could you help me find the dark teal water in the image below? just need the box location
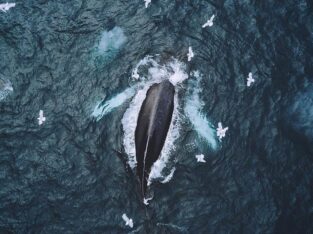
[1,0,313,233]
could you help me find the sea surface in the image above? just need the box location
[0,0,313,233]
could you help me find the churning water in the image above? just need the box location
[0,0,313,233]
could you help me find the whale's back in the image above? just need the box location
[135,80,175,196]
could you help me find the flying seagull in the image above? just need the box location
[144,0,151,8]
[0,3,16,13]
[202,15,215,28]
[195,154,206,163]
[187,46,194,62]
[37,110,46,126]
[216,122,228,140]
[122,213,133,228]
[247,72,255,87]
[143,197,153,205]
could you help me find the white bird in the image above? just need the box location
[143,197,153,205]
[216,122,228,140]
[195,154,206,163]
[37,110,46,126]
[247,72,255,87]
[187,46,194,62]
[122,213,133,228]
[0,3,16,13]
[202,15,215,28]
[144,0,151,8]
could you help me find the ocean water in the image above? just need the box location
[0,0,313,233]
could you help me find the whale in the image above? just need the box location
[135,80,175,196]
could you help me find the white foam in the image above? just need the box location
[184,71,218,149]
[131,55,188,85]
[131,55,157,80]
[122,86,150,169]
[97,27,126,54]
[92,87,136,121]
[168,61,188,85]
[160,168,176,184]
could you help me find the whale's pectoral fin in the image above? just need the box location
[92,86,136,121]
[184,93,218,150]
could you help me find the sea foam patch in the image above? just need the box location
[98,27,126,53]
[93,27,127,64]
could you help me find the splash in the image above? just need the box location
[168,61,188,85]
[184,71,218,150]
[131,55,157,80]
[132,55,188,85]
[92,87,136,121]
[0,78,13,101]
[160,168,176,184]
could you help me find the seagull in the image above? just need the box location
[195,154,206,163]
[122,213,133,228]
[0,3,16,13]
[202,14,215,28]
[143,197,153,205]
[216,122,228,140]
[187,46,194,62]
[144,0,151,8]
[247,72,255,87]
[37,110,46,125]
